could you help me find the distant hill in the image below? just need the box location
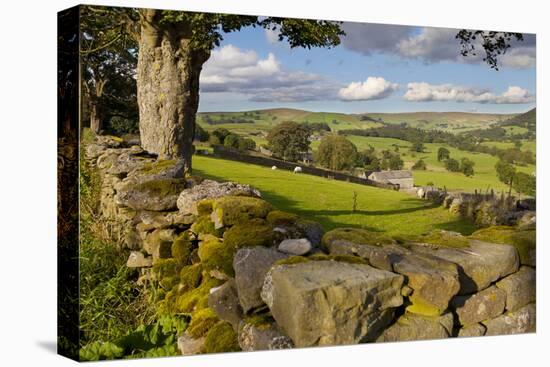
[499,108,536,128]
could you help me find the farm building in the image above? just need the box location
[367,170,414,190]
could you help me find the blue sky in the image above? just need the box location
[198,22,536,114]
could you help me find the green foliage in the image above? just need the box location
[238,137,256,152]
[108,116,139,134]
[315,134,358,171]
[224,133,241,149]
[356,147,381,171]
[445,158,460,172]
[410,141,425,152]
[210,128,231,145]
[437,147,450,161]
[380,150,404,170]
[412,159,427,170]
[79,314,187,361]
[495,159,517,186]
[513,172,535,196]
[194,123,210,142]
[267,121,311,161]
[460,157,475,177]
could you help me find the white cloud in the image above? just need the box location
[397,28,536,68]
[403,82,535,104]
[201,45,340,102]
[338,77,399,101]
[265,27,280,44]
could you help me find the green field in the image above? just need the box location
[329,135,535,192]
[193,155,475,236]
[480,140,536,153]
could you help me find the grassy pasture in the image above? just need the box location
[193,155,475,236]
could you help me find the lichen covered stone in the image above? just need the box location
[223,221,276,249]
[198,236,236,277]
[203,321,241,354]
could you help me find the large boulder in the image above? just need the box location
[233,247,289,312]
[261,260,404,347]
[496,266,536,312]
[208,279,243,331]
[451,286,506,326]
[412,240,519,295]
[177,180,261,215]
[483,303,536,335]
[328,242,460,316]
[376,312,454,342]
[114,178,187,211]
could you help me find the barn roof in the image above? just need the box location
[370,170,413,180]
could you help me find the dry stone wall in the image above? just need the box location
[84,136,536,356]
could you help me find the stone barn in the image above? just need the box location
[367,170,414,190]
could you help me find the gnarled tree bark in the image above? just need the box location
[137,10,210,173]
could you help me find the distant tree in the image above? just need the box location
[238,137,256,152]
[412,159,427,170]
[223,134,241,149]
[267,121,310,161]
[495,159,517,195]
[513,172,535,197]
[315,134,358,171]
[388,154,404,170]
[356,147,380,171]
[437,147,451,161]
[460,157,475,177]
[194,124,209,142]
[210,128,231,145]
[411,141,425,153]
[445,158,460,172]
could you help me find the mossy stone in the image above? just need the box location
[153,258,181,281]
[133,178,186,198]
[175,275,224,314]
[203,321,240,354]
[191,215,223,237]
[223,221,275,250]
[243,313,275,331]
[172,232,193,264]
[198,236,236,277]
[266,210,298,226]
[187,308,220,339]
[273,256,310,266]
[211,196,273,228]
[135,159,177,175]
[470,226,535,266]
[179,264,203,292]
[414,230,470,248]
[196,199,214,216]
[309,253,369,265]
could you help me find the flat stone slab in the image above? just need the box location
[412,240,519,295]
[377,312,454,342]
[496,266,536,312]
[451,285,506,326]
[483,303,536,336]
[261,260,404,347]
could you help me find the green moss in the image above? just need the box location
[223,221,275,249]
[190,248,200,264]
[322,228,396,249]
[186,308,220,339]
[211,196,273,227]
[179,264,203,292]
[133,178,186,197]
[198,236,236,277]
[135,159,177,175]
[196,199,214,216]
[243,313,275,331]
[191,215,222,237]
[174,275,224,314]
[413,230,471,248]
[266,210,298,226]
[171,232,193,264]
[406,295,444,317]
[470,226,535,265]
[203,321,240,354]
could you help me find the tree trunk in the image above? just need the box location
[89,100,103,134]
[137,10,210,173]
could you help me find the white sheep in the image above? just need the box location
[293,166,302,173]
[272,166,277,170]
